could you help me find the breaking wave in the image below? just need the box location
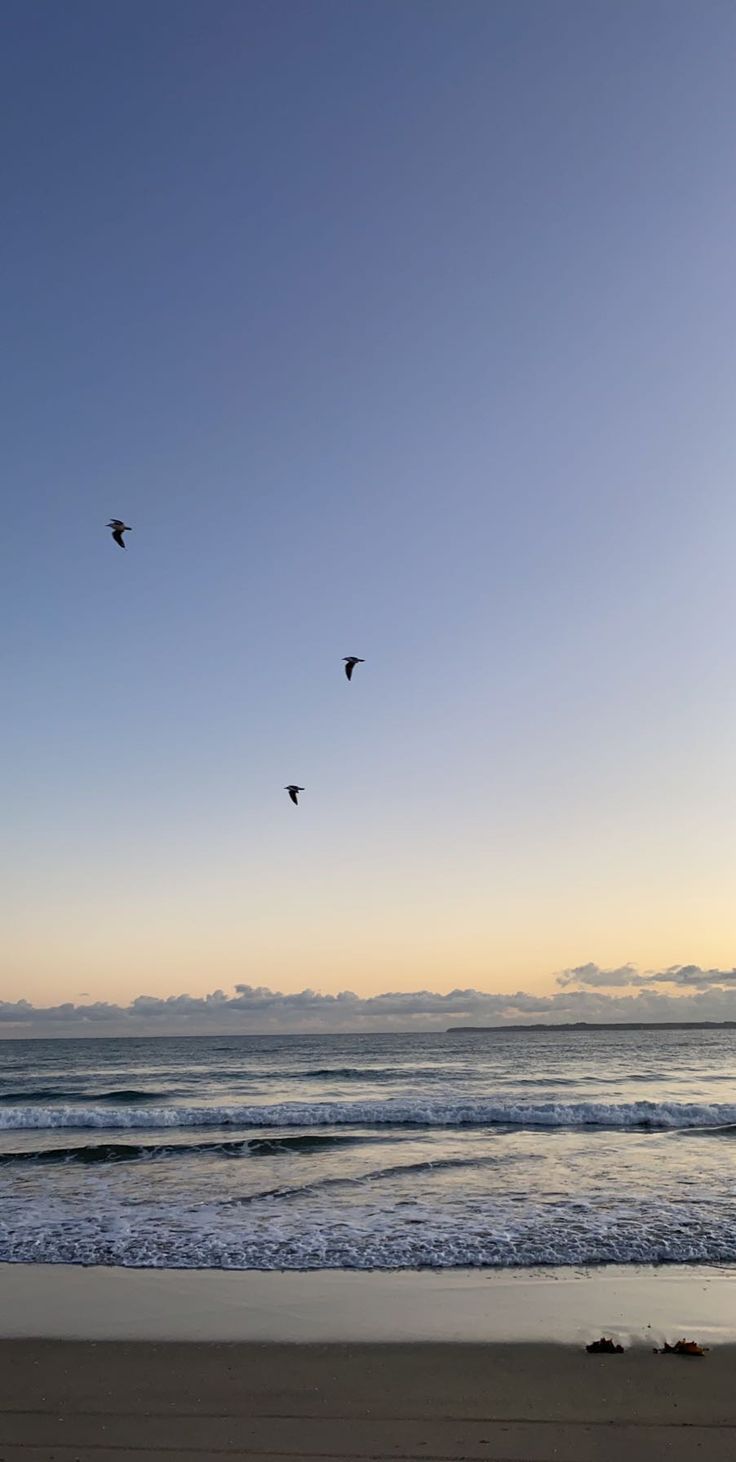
[1,1097,736,1133]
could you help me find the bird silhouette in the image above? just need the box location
[285,785,304,806]
[343,656,364,681]
[107,519,131,549]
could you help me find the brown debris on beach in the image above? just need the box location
[655,1338,709,1356]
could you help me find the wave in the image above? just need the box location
[0,1141,210,1166]
[283,1067,446,1082]
[686,1123,736,1137]
[2,1097,736,1133]
[0,1132,376,1167]
[205,1067,449,1083]
[226,1153,506,1209]
[246,1133,378,1154]
[0,1089,172,1105]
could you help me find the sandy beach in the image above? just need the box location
[1,1337,735,1460]
[0,1265,735,1459]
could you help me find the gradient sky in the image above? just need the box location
[4,0,736,1019]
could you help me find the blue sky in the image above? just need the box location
[4,0,736,1021]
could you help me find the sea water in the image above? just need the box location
[0,1027,734,1269]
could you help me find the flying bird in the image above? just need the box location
[343,656,364,681]
[285,784,304,806]
[107,519,131,549]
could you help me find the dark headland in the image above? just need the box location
[448,1021,736,1032]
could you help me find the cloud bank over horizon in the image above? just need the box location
[3,965,736,1035]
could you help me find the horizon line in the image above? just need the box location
[1,1018,735,1042]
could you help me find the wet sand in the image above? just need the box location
[0,1338,735,1460]
[1,1261,736,1343]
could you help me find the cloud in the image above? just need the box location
[556,963,642,988]
[2,970,736,1036]
[557,963,736,990]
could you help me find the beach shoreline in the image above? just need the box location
[1,1260,735,1343]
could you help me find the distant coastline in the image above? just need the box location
[448,1021,736,1032]
[2,1021,736,1044]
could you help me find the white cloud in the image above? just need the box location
[1,969,736,1036]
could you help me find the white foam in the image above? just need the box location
[0,1097,735,1132]
[2,1185,736,1270]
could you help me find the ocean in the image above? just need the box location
[0,1027,735,1271]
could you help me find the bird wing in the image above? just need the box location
[344,661,354,680]
[288,788,299,804]
[112,529,126,548]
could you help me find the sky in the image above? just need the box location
[3,0,736,1034]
